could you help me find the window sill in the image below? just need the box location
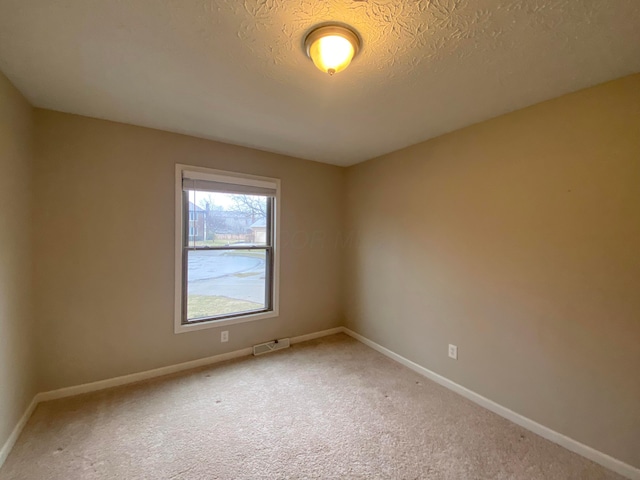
[174,309,279,334]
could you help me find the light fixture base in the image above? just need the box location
[304,24,361,59]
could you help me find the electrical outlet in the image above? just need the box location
[448,344,458,360]
[221,331,229,343]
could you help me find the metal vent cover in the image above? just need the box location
[253,338,290,356]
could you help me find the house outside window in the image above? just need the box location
[175,165,280,333]
[187,202,205,240]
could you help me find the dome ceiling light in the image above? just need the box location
[304,24,361,76]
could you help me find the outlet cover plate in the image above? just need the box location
[448,344,458,360]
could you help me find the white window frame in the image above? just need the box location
[174,164,280,334]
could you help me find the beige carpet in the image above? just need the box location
[0,334,625,480]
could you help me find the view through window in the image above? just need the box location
[179,169,277,326]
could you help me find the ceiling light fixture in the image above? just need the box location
[304,24,361,76]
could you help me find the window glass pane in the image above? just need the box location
[186,249,267,321]
[185,190,269,247]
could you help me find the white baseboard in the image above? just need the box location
[37,326,344,403]
[290,326,343,344]
[342,327,640,480]
[0,326,343,470]
[0,396,39,468]
[4,326,636,480]
[37,347,254,402]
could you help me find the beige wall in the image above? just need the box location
[33,110,345,391]
[0,73,37,450]
[3,70,638,469]
[345,74,640,467]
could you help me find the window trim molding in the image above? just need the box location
[174,164,281,334]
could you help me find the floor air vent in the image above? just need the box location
[253,338,291,356]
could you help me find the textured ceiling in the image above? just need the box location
[1,0,639,166]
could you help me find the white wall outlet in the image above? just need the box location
[448,344,458,360]
[221,331,229,343]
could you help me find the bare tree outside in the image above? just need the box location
[229,194,267,222]
[194,192,266,244]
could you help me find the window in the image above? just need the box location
[175,165,280,333]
